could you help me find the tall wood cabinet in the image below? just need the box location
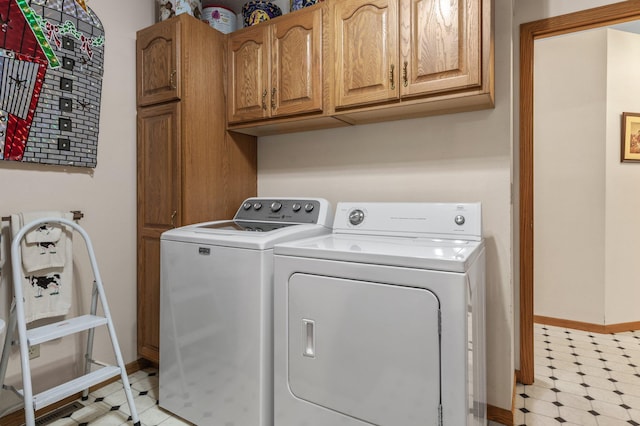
[136,14,257,363]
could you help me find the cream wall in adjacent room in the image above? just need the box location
[604,29,640,325]
[533,29,608,324]
[533,28,640,326]
[0,0,155,391]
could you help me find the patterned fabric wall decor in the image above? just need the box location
[0,0,104,168]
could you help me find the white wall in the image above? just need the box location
[259,0,514,411]
[0,0,155,390]
[604,29,640,325]
[533,29,607,324]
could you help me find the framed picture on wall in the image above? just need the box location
[621,112,640,162]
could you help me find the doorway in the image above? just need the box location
[519,0,640,385]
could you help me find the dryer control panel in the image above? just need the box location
[334,202,482,241]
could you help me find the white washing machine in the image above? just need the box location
[273,202,486,426]
[159,197,332,426]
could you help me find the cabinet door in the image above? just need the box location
[136,18,181,107]
[137,102,181,362]
[334,0,399,109]
[400,0,480,97]
[228,26,270,123]
[271,6,323,117]
[137,234,162,362]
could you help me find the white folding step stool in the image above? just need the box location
[0,217,140,425]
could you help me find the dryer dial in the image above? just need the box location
[349,209,365,226]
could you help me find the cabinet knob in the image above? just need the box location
[170,70,177,89]
[390,64,395,90]
[262,89,267,110]
[271,87,276,110]
[403,61,408,87]
[170,210,177,228]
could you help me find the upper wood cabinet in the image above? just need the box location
[136,17,181,106]
[226,0,492,135]
[399,0,481,97]
[334,0,399,108]
[228,4,325,124]
[334,0,483,110]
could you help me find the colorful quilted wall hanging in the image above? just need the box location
[0,0,104,168]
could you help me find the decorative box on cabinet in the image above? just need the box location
[136,15,257,363]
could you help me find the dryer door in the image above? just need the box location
[288,273,441,426]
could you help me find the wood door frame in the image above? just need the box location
[519,0,640,385]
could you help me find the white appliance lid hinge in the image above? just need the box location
[438,402,443,426]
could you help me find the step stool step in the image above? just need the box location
[21,365,121,411]
[26,315,108,346]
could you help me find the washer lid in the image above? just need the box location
[161,221,331,250]
[274,233,483,272]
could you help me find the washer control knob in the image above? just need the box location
[253,202,262,210]
[349,209,365,226]
[243,202,252,210]
[455,215,465,226]
[271,201,282,212]
[292,203,302,212]
[304,203,314,213]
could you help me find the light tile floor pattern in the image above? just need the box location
[43,368,190,426]
[38,324,640,425]
[515,323,640,425]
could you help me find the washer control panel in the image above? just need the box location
[234,198,329,225]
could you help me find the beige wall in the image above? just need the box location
[533,29,608,324]
[533,28,640,326]
[0,0,155,390]
[604,29,640,325]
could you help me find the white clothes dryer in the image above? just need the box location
[159,198,332,426]
[273,202,486,426]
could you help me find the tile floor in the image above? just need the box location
[515,323,640,425]
[43,368,190,426]
[37,324,640,425]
